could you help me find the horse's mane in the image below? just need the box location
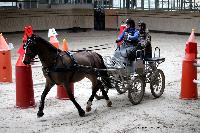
[35,35,61,52]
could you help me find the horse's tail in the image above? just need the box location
[96,53,113,88]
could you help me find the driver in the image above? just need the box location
[114,18,140,73]
[116,18,139,45]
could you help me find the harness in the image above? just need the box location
[42,51,102,84]
[42,51,78,84]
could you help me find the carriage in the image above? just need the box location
[95,24,165,105]
[95,47,165,105]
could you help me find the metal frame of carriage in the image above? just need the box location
[95,35,165,105]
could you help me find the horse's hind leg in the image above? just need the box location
[86,79,112,112]
[86,80,99,112]
[63,82,85,117]
[37,79,55,118]
[99,81,112,107]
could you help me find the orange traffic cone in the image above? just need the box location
[57,84,74,100]
[15,55,35,108]
[49,36,59,48]
[117,24,127,47]
[56,39,74,100]
[0,33,12,82]
[187,29,196,43]
[15,26,35,108]
[48,28,59,48]
[120,24,127,34]
[180,29,198,100]
[185,29,197,58]
[62,39,69,51]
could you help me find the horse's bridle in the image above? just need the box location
[23,37,38,64]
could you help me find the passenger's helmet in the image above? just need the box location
[126,18,135,28]
[138,21,146,31]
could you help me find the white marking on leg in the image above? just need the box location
[86,101,92,108]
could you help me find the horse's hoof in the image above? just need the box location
[79,109,85,117]
[86,106,91,112]
[37,111,44,118]
[107,100,112,107]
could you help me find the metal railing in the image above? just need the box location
[0,0,199,12]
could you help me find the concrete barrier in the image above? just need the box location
[0,9,199,34]
[0,9,93,32]
[105,10,200,34]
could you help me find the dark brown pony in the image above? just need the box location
[23,34,112,117]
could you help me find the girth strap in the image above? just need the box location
[64,51,78,67]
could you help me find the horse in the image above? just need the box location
[22,34,112,117]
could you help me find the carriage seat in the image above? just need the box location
[144,57,165,62]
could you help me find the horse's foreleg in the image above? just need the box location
[37,80,55,118]
[63,83,85,117]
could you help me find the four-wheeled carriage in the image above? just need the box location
[95,46,165,105]
[95,22,165,105]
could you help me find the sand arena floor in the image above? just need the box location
[0,30,200,133]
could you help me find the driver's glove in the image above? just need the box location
[115,39,120,43]
[127,34,132,41]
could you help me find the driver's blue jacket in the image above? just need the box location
[118,27,140,43]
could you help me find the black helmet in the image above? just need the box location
[126,18,135,28]
[138,20,143,26]
[138,21,146,31]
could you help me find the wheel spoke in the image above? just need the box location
[115,81,127,94]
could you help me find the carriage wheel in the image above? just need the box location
[115,81,127,94]
[128,76,145,105]
[95,87,109,100]
[150,69,165,98]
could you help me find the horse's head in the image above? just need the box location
[23,34,38,65]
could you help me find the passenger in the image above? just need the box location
[114,18,140,74]
[138,21,147,40]
[138,21,152,59]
